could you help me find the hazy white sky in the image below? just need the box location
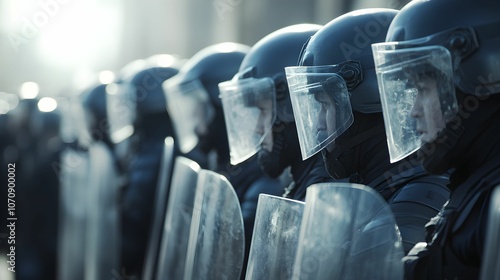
[0,0,402,102]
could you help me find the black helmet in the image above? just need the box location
[107,54,182,144]
[239,23,322,122]
[384,0,500,96]
[372,0,500,173]
[168,43,250,107]
[164,43,250,155]
[285,9,398,163]
[298,8,398,114]
[218,24,321,171]
[127,55,181,116]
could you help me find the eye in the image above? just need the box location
[415,84,430,96]
[315,100,326,112]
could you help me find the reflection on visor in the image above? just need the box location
[285,66,353,160]
[164,78,215,154]
[219,77,276,165]
[373,44,458,162]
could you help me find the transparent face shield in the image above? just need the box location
[372,43,458,163]
[59,96,92,146]
[285,66,354,160]
[164,77,215,154]
[106,82,136,144]
[219,77,276,165]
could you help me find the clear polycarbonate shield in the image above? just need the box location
[59,96,92,146]
[246,194,305,280]
[285,66,353,160]
[106,82,136,144]
[183,170,245,280]
[164,77,215,154]
[372,43,458,163]
[57,147,91,280]
[155,157,201,280]
[142,137,175,280]
[219,77,276,165]
[292,183,404,280]
[84,142,121,280]
[480,185,500,280]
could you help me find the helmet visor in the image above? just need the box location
[372,43,458,163]
[164,77,215,154]
[106,82,136,144]
[219,77,276,165]
[285,66,353,160]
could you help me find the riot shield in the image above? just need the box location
[183,170,245,280]
[84,141,121,280]
[480,185,500,280]
[155,157,201,280]
[142,137,175,280]
[57,147,91,280]
[292,182,404,280]
[245,194,305,280]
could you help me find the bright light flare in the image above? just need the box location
[38,97,58,112]
[20,82,39,99]
[99,70,115,84]
[0,92,20,114]
[36,1,123,68]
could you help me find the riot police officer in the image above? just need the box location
[164,42,283,278]
[56,80,122,280]
[286,8,451,253]
[108,54,182,279]
[164,43,250,173]
[371,0,500,278]
[218,24,334,201]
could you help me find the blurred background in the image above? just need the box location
[0,0,409,101]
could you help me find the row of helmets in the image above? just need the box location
[3,0,499,279]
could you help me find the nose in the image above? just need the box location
[410,94,423,118]
[195,122,208,136]
[255,121,264,135]
[255,112,267,136]
[316,106,327,131]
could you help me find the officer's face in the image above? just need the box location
[255,97,274,152]
[315,91,336,152]
[410,78,446,143]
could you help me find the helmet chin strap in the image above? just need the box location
[323,124,385,181]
